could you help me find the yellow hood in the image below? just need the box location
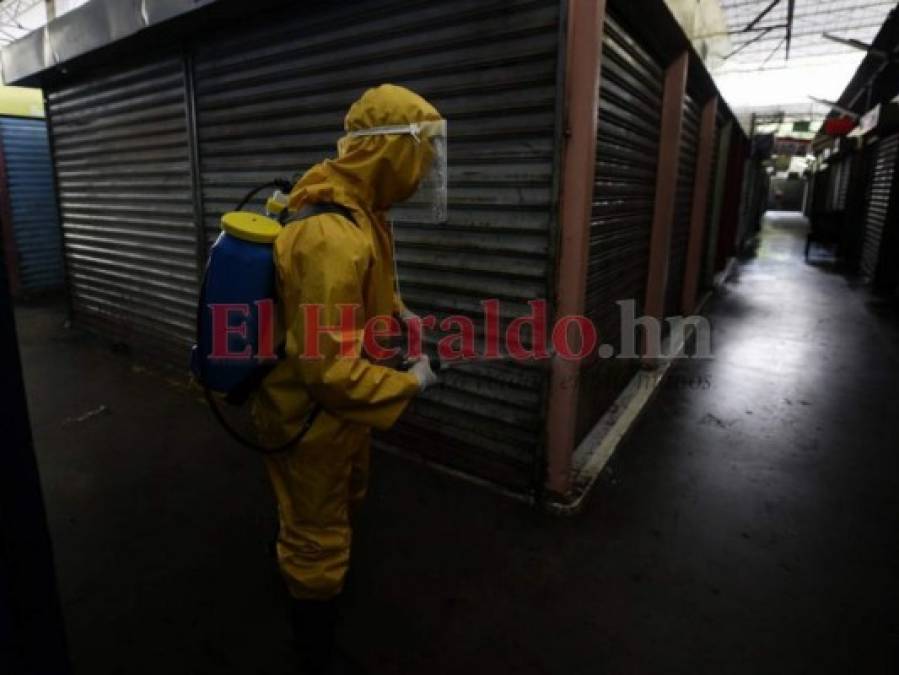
[289,84,442,213]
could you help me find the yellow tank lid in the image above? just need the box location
[221,211,281,244]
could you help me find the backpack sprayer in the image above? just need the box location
[190,179,355,454]
[191,178,530,453]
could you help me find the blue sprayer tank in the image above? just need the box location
[191,211,282,394]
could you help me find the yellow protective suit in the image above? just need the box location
[253,84,443,600]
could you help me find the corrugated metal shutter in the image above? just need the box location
[826,157,851,212]
[46,54,198,364]
[0,116,64,291]
[834,157,851,211]
[840,146,872,271]
[861,134,898,283]
[192,0,562,492]
[834,156,852,211]
[702,115,728,288]
[576,12,663,444]
[707,117,720,216]
[812,165,830,214]
[704,115,721,249]
[826,163,838,211]
[665,93,699,318]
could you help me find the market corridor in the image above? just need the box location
[15,213,899,674]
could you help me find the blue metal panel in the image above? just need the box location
[0,116,64,291]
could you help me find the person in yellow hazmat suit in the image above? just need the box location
[252,84,445,672]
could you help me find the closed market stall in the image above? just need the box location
[665,91,699,319]
[190,0,562,490]
[0,87,64,296]
[2,0,744,504]
[576,10,664,445]
[860,132,899,291]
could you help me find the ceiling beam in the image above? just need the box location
[808,96,860,118]
[822,32,889,59]
[745,0,782,31]
[785,0,795,59]
[762,36,787,66]
[733,24,888,42]
[723,26,775,61]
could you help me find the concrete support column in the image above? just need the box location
[643,52,688,357]
[544,0,606,498]
[681,96,718,314]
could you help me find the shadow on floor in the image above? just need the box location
[14,221,899,675]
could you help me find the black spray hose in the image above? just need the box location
[235,179,293,212]
[202,382,321,456]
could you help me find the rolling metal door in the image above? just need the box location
[703,115,730,287]
[192,0,562,491]
[826,157,851,212]
[0,117,64,291]
[826,164,838,211]
[861,134,898,283]
[665,94,699,319]
[46,54,198,363]
[576,12,663,444]
[703,116,722,259]
[834,157,852,211]
[841,146,873,271]
[706,118,720,224]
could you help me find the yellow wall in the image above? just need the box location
[0,86,45,119]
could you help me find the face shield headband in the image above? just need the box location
[345,120,448,224]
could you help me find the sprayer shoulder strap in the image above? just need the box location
[285,202,357,226]
[222,203,357,407]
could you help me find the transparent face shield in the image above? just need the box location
[346,120,448,224]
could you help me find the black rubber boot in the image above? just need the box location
[289,597,339,674]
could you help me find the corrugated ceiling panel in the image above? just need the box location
[0,116,64,291]
[46,54,198,363]
[192,0,562,492]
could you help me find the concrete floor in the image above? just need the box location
[14,213,899,674]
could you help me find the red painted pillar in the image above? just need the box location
[545,0,606,498]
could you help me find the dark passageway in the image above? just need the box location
[14,215,899,674]
[6,1,899,672]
